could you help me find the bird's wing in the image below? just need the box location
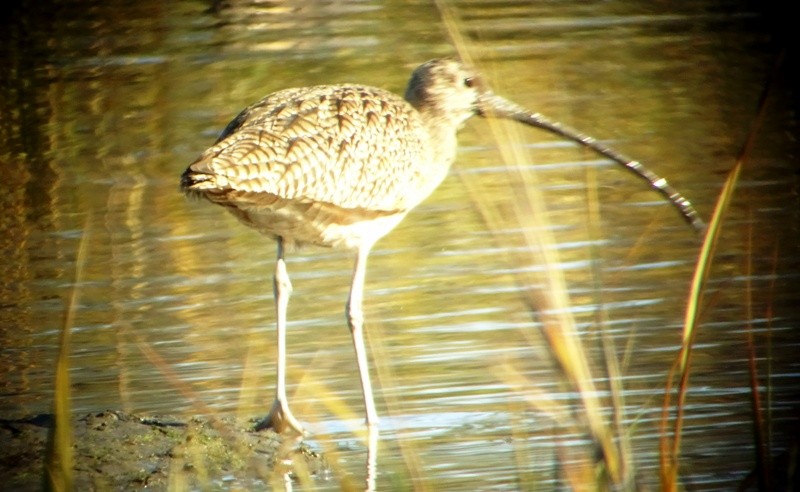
[183,84,433,213]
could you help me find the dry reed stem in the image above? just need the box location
[366,319,431,491]
[45,216,91,491]
[659,49,783,490]
[436,2,628,486]
[745,214,771,489]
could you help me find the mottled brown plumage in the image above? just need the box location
[182,59,478,250]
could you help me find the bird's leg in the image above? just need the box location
[260,237,306,435]
[346,245,379,428]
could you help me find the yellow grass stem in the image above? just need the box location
[135,335,216,416]
[765,241,779,455]
[660,104,745,492]
[585,163,635,484]
[745,213,771,489]
[45,216,91,491]
[498,117,622,487]
[455,98,625,488]
[366,319,430,491]
[660,50,783,490]
[437,3,626,483]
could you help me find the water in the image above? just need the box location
[1,1,797,489]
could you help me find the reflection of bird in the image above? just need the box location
[181,58,703,435]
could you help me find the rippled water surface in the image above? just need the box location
[1,1,797,489]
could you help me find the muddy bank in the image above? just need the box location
[0,411,330,491]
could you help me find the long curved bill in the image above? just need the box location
[478,92,707,234]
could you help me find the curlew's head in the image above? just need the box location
[404,58,706,233]
[402,58,538,129]
[404,58,483,127]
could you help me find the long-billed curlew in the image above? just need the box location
[181,58,704,435]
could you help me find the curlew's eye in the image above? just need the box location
[463,77,475,88]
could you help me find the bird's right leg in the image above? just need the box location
[261,237,306,434]
[346,245,379,429]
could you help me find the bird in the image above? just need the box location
[180,58,703,435]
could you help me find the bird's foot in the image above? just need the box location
[254,398,306,435]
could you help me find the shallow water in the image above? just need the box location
[1,1,798,489]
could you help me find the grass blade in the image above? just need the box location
[44,216,92,491]
[659,50,784,490]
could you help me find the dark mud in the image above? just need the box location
[0,411,330,491]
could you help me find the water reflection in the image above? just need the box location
[1,0,797,489]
